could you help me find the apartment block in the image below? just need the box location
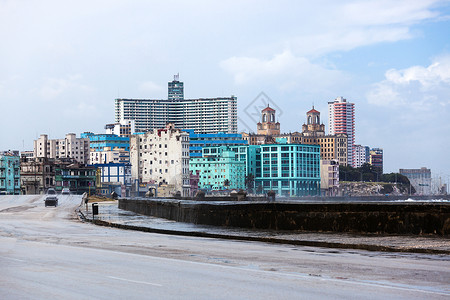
[20,156,57,195]
[55,163,97,194]
[105,119,135,138]
[0,151,20,195]
[115,76,237,134]
[186,130,248,158]
[197,143,320,196]
[320,160,339,196]
[190,147,245,191]
[95,162,132,197]
[34,133,90,164]
[328,96,355,167]
[354,144,370,168]
[257,143,321,196]
[130,123,190,197]
[369,148,383,173]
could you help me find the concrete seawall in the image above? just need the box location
[118,199,450,235]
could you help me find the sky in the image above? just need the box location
[1,0,450,180]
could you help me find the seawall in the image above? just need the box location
[118,198,450,235]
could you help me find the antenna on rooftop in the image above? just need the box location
[174,73,179,81]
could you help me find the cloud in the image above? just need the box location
[38,74,93,100]
[338,0,440,26]
[220,50,347,91]
[367,54,450,109]
[276,0,444,57]
[138,81,164,94]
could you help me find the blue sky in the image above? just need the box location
[1,0,449,181]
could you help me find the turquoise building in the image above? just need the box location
[257,144,320,196]
[0,151,20,194]
[81,132,130,152]
[190,147,245,191]
[203,145,261,180]
[185,130,248,158]
[193,144,320,196]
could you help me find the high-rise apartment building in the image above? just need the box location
[328,96,355,167]
[34,134,90,165]
[115,76,237,134]
[168,73,184,100]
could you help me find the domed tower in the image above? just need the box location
[302,106,325,136]
[257,105,280,135]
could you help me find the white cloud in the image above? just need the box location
[220,50,347,91]
[367,54,450,108]
[138,81,163,94]
[76,101,97,114]
[385,56,450,88]
[38,74,93,100]
[280,0,444,57]
[339,0,440,26]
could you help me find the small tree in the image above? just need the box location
[245,173,255,193]
[224,179,230,189]
[256,184,263,194]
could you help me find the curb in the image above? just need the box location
[83,217,450,255]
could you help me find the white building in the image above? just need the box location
[320,160,339,196]
[90,147,129,165]
[115,77,237,134]
[328,96,355,167]
[34,133,90,164]
[130,123,190,197]
[96,163,132,198]
[354,144,369,168]
[115,97,237,134]
[105,119,135,138]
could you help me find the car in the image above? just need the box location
[45,188,58,207]
[62,188,70,195]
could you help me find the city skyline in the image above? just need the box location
[1,1,449,177]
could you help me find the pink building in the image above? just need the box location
[328,97,355,167]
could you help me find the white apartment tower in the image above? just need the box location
[34,134,90,164]
[130,123,190,197]
[115,76,237,134]
[328,97,355,167]
[354,144,369,168]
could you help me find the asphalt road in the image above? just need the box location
[0,195,449,299]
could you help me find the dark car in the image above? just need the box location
[45,188,58,207]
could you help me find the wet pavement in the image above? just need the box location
[80,201,450,255]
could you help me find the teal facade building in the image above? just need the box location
[192,144,320,196]
[81,132,130,152]
[0,151,20,194]
[257,144,320,196]
[190,147,245,191]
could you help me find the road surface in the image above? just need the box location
[0,195,449,299]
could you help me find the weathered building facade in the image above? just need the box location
[130,123,190,197]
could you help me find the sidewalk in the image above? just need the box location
[78,201,450,255]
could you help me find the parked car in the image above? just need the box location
[45,188,58,207]
[62,188,70,195]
